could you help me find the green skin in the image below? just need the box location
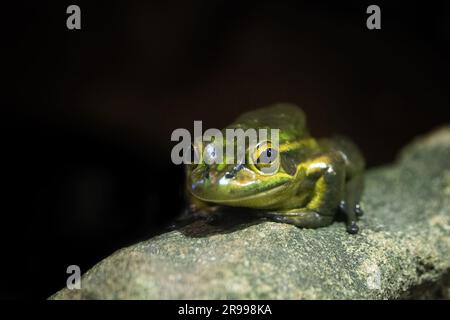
[186,104,365,234]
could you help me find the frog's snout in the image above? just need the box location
[191,163,236,185]
[189,163,249,198]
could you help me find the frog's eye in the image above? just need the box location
[249,141,280,175]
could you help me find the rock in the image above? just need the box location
[50,126,450,299]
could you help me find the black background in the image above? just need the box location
[3,0,450,299]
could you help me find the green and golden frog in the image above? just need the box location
[185,103,365,234]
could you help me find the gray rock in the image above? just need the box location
[50,127,450,299]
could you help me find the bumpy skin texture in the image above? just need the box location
[185,103,365,233]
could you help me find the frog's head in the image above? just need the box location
[186,140,301,209]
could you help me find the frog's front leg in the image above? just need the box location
[271,152,357,232]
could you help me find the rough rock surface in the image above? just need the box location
[51,127,450,299]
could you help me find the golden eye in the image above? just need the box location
[249,141,280,175]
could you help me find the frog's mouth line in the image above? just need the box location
[190,183,289,205]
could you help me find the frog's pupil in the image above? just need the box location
[256,148,274,165]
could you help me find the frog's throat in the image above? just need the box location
[190,183,288,206]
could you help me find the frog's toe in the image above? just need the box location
[339,201,347,213]
[346,221,359,234]
[272,215,288,223]
[355,203,364,216]
[340,201,363,217]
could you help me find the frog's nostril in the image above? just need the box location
[224,163,244,179]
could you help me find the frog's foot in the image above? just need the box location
[268,209,334,229]
[339,201,360,234]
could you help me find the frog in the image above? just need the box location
[185,103,365,234]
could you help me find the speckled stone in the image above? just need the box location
[50,126,450,299]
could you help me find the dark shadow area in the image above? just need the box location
[401,270,450,299]
[172,207,270,238]
[174,205,353,238]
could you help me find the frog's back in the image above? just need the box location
[229,103,310,143]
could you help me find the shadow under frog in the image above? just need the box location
[169,204,355,238]
[166,206,265,237]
